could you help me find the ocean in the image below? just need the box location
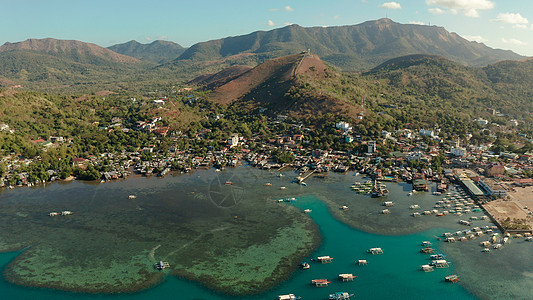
[0,166,530,299]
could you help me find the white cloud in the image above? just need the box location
[409,21,425,25]
[267,20,275,27]
[159,35,168,40]
[495,13,529,28]
[501,38,527,46]
[380,2,402,9]
[462,35,488,43]
[428,7,446,14]
[426,0,494,17]
[145,36,152,41]
[334,15,339,19]
[285,5,294,12]
[284,22,293,26]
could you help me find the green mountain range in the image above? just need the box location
[176,18,526,71]
[108,40,186,63]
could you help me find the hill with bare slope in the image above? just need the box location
[201,53,363,118]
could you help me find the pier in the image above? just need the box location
[297,170,315,183]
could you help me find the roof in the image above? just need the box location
[461,179,485,196]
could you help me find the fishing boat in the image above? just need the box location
[304,209,312,213]
[61,211,72,216]
[329,292,354,299]
[225,181,233,185]
[300,262,310,269]
[278,293,301,300]
[311,279,331,287]
[445,274,460,283]
[128,195,137,199]
[368,248,383,255]
[265,183,272,186]
[338,273,357,281]
[421,264,434,272]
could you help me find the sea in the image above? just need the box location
[0,166,531,300]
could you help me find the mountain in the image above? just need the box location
[0,38,149,90]
[177,18,526,71]
[203,52,363,117]
[108,40,186,63]
[0,38,139,63]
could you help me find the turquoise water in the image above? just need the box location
[0,192,475,300]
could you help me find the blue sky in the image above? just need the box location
[2,0,533,56]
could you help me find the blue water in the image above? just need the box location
[0,194,476,300]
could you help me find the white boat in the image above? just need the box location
[278,294,300,300]
[409,205,420,209]
[61,211,72,215]
[49,212,59,217]
[304,209,312,213]
[128,195,136,199]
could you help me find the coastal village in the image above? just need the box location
[0,92,532,235]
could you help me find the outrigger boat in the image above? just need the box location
[445,274,460,283]
[278,294,301,300]
[329,292,354,299]
[311,279,331,287]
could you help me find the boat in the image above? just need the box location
[421,264,434,272]
[265,183,272,186]
[278,294,300,300]
[340,205,349,210]
[311,279,331,287]
[316,256,334,263]
[367,247,383,255]
[304,209,312,213]
[300,182,307,186]
[300,262,310,269]
[280,186,287,190]
[329,292,354,299]
[445,274,460,283]
[422,241,432,246]
[49,212,59,217]
[481,248,491,253]
[61,211,72,216]
[225,181,233,185]
[338,273,357,281]
[128,195,136,199]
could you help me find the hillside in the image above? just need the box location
[0,38,139,63]
[202,53,363,118]
[108,40,186,63]
[176,18,525,71]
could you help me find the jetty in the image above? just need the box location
[297,170,315,183]
[311,279,331,287]
[317,256,334,263]
[368,247,383,255]
[338,273,357,281]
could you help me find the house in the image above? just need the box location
[153,99,165,106]
[419,129,435,137]
[450,146,467,157]
[228,133,239,148]
[336,121,352,132]
[154,127,169,136]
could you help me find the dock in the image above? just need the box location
[297,170,315,183]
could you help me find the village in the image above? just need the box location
[0,95,532,233]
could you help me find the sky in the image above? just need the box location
[1,0,533,56]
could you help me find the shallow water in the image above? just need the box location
[0,166,531,299]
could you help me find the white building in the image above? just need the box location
[228,133,239,148]
[419,129,435,137]
[336,121,352,132]
[479,178,507,198]
[450,146,467,157]
[476,118,488,126]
